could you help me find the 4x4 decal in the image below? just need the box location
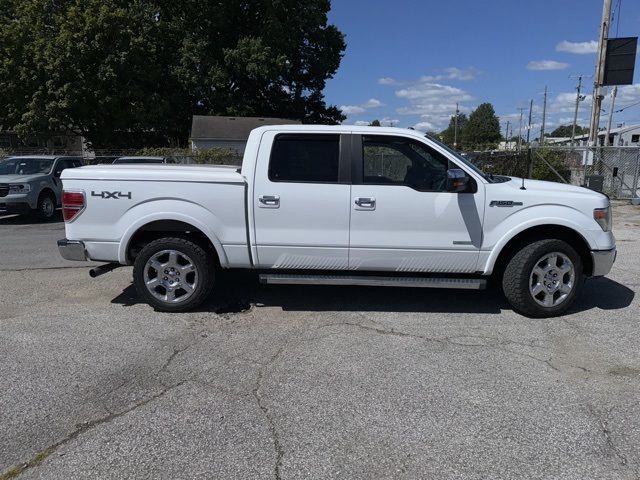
[91,191,132,199]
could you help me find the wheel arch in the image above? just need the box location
[486,224,594,277]
[120,216,226,266]
[38,187,56,202]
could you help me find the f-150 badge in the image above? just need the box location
[91,191,132,199]
[489,200,523,207]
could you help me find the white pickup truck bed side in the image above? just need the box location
[62,164,250,266]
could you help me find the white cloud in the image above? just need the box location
[340,105,366,115]
[380,67,478,87]
[379,117,400,127]
[353,120,370,126]
[418,67,479,83]
[616,83,640,104]
[377,69,477,131]
[396,83,472,102]
[412,121,437,132]
[442,67,478,81]
[363,98,384,108]
[376,78,474,131]
[526,60,570,71]
[377,77,397,85]
[340,98,384,118]
[556,40,598,54]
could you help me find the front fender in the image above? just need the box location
[116,199,229,266]
[481,205,599,275]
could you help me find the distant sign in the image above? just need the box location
[603,37,637,86]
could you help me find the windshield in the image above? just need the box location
[425,137,491,182]
[0,157,54,175]
[113,157,164,164]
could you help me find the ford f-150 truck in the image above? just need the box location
[57,125,616,317]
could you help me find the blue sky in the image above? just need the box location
[324,0,640,136]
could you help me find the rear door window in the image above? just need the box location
[269,134,340,183]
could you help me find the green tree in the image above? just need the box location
[462,103,501,150]
[532,149,569,182]
[0,0,346,148]
[550,125,588,137]
[440,113,467,149]
[369,119,381,126]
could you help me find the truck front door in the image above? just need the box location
[252,132,351,269]
[348,134,485,273]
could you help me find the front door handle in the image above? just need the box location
[354,197,376,210]
[258,194,280,208]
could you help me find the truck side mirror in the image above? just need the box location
[446,168,469,193]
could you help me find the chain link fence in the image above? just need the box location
[470,146,640,200]
[0,147,243,166]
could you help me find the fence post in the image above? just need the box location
[633,148,640,199]
[582,147,592,187]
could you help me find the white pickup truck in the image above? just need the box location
[58,125,616,317]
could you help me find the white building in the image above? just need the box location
[547,124,640,147]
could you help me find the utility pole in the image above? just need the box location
[588,0,612,145]
[526,99,533,145]
[505,121,510,150]
[517,107,526,152]
[453,102,459,149]
[540,85,548,145]
[570,75,584,145]
[526,99,534,178]
[605,85,618,146]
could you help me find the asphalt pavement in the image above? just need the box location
[0,206,639,479]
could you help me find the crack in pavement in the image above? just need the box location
[340,319,577,374]
[0,379,187,480]
[252,344,287,480]
[0,339,197,480]
[586,405,632,473]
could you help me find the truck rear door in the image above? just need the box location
[252,131,351,269]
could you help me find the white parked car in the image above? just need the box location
[57,125,616,317]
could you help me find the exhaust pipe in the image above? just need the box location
[89,262,121,278]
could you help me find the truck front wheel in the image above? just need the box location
[502,239,584,318]
[133,237,214,312]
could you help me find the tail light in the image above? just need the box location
[62,190,85,222]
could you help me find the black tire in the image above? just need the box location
[133,237,215,312]
[502,239,584,318]
[36,191,56,221]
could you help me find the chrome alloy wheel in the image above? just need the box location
[529,252,575,307]
[143,250,198,304]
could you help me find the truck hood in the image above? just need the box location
[0,174,43,183]
[504,176,607,199]
[486,176,610,214]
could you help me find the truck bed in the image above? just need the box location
[61,163,248,266]
[66,163,244,184]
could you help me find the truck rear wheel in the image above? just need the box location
[502,239,584,318]
[133,237,214,312]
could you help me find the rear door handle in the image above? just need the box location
[258,194,280,208]
[354,197,376,210]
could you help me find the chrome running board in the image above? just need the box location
[259,274,486,290]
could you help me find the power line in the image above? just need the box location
[611,0,622,36]
[615,99,640,113]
